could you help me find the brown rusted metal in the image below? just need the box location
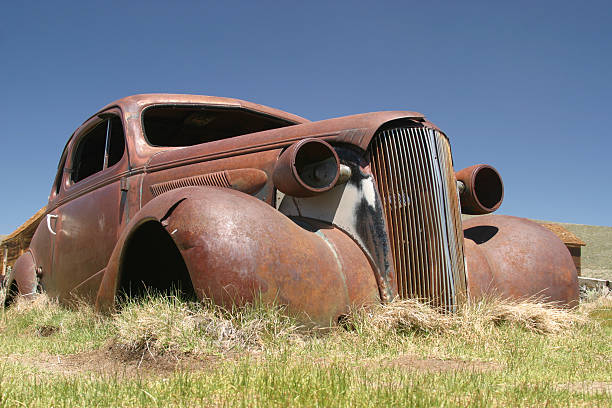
[5,93,578,322]
[273,139,340,197]
[150,168,267,197]
[463,215,579,307]
[96,187,380,325]
[7,251,38,303]
[142,149,281,206]
[368,127,466,311]
[455,164,504,215]
[277,148,396,303]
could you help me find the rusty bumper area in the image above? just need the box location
[96,187,380,325]
[463,215,579,307]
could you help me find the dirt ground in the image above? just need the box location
[9,348,609,395]
[6,343,219,378]
[7,347,503,378]
[383,354,502,373]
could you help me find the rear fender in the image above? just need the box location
[96,186,380,325]
[6,251,39,301]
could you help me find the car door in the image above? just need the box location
[28,147,69,292]
[50,109,129,302]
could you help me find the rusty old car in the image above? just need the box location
[5,94,579,324]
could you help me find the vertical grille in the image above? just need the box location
[369,127,466,311]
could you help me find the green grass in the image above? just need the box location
[0,294,610,407]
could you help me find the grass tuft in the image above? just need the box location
[5,292,61,315]
[345,298,453,335]
[112,294,303,356]
[461,296,591,334]
[345,296,591,336]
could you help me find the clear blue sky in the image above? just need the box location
[1,1,611,233]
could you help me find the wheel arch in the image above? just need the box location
[96,188,198,312]
[4,250,38,307]
[115,218,196,301]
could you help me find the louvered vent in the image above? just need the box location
[369,127,466,311]
[150,171,231,197]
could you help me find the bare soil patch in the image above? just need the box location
[374,354,502,373]
[555,381,612,395]
[35,324,60,337]
[6,342,221,378]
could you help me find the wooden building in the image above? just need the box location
[0,207,46,279]
[540,223,586,276]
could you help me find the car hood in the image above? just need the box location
[145,111,432,172]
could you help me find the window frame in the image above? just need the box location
[140,103,298,148]
[65,110,127,189]
[50,141,70,199]
[70,119,109,184]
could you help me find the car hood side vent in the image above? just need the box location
[150,168,268,197]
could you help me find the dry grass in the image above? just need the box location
[345,298,453,335]
[4,292,99,317]
[5,291,59,314]
[4,292,600,354]
[462,296,591,334]
[111,294,598,360]
[112,295,304,356]
[346,296,592,337]
[579,287,612,311]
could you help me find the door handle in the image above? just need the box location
[46,214,58,235]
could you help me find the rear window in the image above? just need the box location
[142,105,296,147]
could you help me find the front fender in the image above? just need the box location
[97,186,380,325]
[463,215,579,307]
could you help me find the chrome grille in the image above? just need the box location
[369,127,466,310]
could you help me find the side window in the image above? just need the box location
[72,121,107,183]
[71,116,126,183]
[107,117,125,168]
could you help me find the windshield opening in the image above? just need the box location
[142,105,296,147]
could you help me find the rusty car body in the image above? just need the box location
[6,94,579,324]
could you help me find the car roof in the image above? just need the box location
[93,94,310,125]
